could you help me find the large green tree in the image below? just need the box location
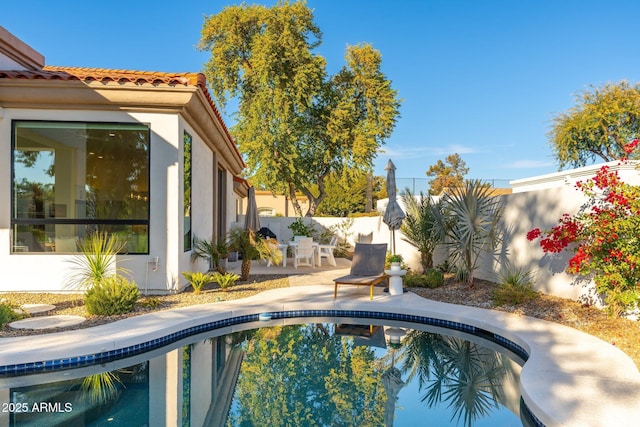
[315,171,385,217]
[549,81,640,169]
[199,1,400,216]
[426,153,469,195]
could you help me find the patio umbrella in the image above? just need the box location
[244,186,261,232]
[383,160,405,254]
[382,366,405,427]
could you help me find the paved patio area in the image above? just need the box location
[1,264,639,426]
[226,256,353,287]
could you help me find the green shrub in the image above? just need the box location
[182,271,214,294]
[211,272,240,291]
[403,269,444,288]
[424,268,444,288]
[0,301,22,327]
[288,217,317,237]
[493,263,539,306]
[493,283,539,306]
[498,263,536,288]
[138,296,162,310]
[85,276,140,315]
[403,272,423,288]
[436,260,452,273]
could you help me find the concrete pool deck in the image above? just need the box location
[1,271,639,426]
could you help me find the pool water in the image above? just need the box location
[1,321,526,426]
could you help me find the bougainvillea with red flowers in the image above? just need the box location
[527,140,640,317]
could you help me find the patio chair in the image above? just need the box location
[333,243,388,300]
[318,235,338,266]
[293,237,315,269]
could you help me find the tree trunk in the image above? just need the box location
[240,258,251,281]
[365,172,373,212]
[420,251,433,273]
[288,182,304,217]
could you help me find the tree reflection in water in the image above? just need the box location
[229,324,386,426]
[397,330,512,427]
[228,325,517,427]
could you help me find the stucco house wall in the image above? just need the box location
[0,26,245,294]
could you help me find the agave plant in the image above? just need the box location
[66,231,129,290]
[441,180,504,287]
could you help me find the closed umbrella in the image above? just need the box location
[383,160,405,254]
[244,187,261,232]
[382,366,405,427]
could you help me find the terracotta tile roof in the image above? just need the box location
[0,66,244,168]
[1,66,197,85]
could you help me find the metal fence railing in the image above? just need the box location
[394,178,513,195]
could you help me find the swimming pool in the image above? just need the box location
[2,320,528,426]
[0,286,638,426]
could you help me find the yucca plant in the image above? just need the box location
[182,271,214,294]
[493,262,539,306]
[441,180,504,287]
[81,371,123,404]
[67,231,128,290]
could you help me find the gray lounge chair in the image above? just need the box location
[334,243,388,300]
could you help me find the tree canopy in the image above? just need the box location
[315,171,385,217]
[425,153,469,195]
[549,81,640,169]
[199,1,401,216]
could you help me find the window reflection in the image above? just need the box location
[12,121,150,254]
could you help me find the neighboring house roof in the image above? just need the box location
[233,176,250,198]
[0,65,246,174]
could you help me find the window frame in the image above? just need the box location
[183,131,192,252]
[10,119,151,254]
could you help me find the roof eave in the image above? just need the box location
[0,77,245,174]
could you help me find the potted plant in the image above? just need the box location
[388,254,403,270]
[288,217,316,238]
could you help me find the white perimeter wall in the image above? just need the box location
[249,176,616,302]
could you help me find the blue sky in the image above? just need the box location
[5,0,640,190]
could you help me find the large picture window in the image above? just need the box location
[11,121,150,254]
